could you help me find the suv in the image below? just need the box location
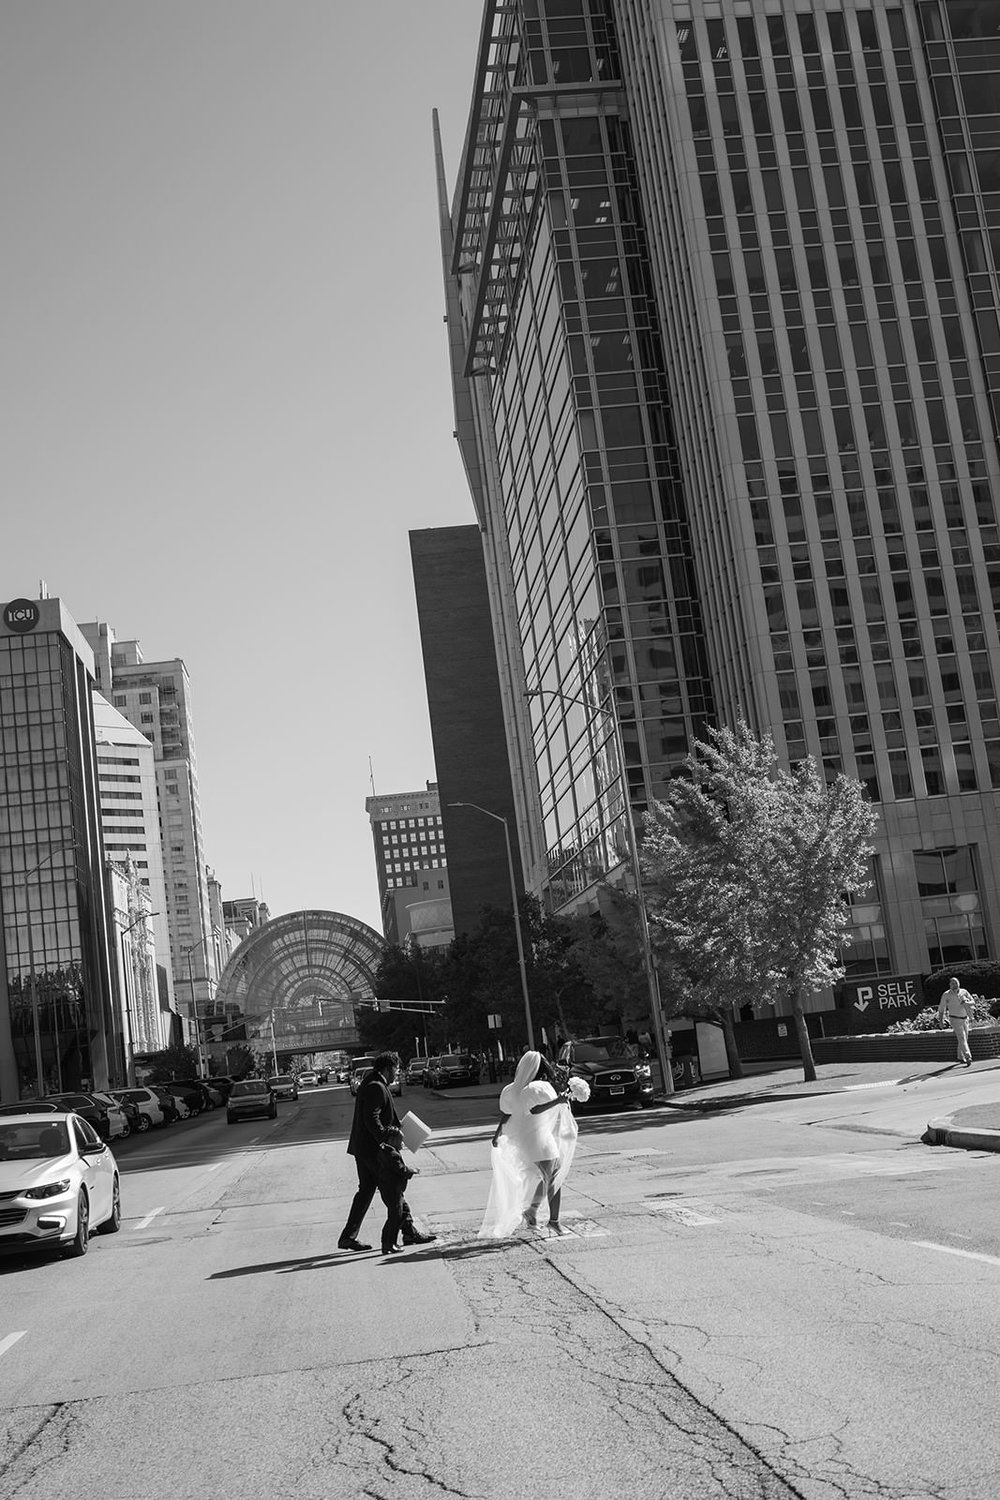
[427,1054,480,1090]
[227,1080,277,1124]
[298,1070,318,1087]
[349,1057,402,1097]
[557,1036,654,1111]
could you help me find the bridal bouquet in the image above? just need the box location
[566,1075,591,1103]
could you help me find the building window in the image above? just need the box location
[915,846,988,969]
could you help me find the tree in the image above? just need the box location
[558,890,651,1036]
[641,722,877,1083]
[142,1043,201,1083]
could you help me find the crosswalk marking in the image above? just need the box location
[0,1332,26,1361]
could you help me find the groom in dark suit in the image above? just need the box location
[337,1050,436,1255]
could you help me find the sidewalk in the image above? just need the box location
[659,1054,1000,1152]
[420,1055,1000,1152]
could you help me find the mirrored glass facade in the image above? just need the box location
[445,0,1000,983]
[0,602,116,1098]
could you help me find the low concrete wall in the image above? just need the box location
[812,1028,1000,1064]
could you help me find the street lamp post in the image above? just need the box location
[526,686,675,1098]
[447,802,535,1050]
[16,841,76,1097]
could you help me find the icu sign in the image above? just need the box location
[842,976,922,1015]
[3,599,40,634]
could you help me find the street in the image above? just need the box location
[2,1078,999,1499]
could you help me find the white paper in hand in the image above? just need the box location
[400,1111,432,1153]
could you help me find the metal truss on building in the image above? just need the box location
[214,910,385,1053]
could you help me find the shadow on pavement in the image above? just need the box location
[209,1250,370,1278]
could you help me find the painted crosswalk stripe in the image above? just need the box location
[914,1241,1000,1268]
[135,1206,165,1231]
[0,1332,26,1361]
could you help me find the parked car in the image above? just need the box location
[335,1069,348,1084]
[111,1087,166,1131]
[422,1057,442,1088]
[92,1091,138,1138]
[426,1053,481,1090]
[44,1092,127,1141]
[267,1074,299,1101]
[149,1086,184,1122]
[556,1036,654,1111]
[0,1111,121,1257]
[156,1082,204,1117]
[227,1080,277,1124]
[204,1076,235,1101]
[298,1070,318,1087]
[405,1058,428,1086]
[349,1057,401,1097]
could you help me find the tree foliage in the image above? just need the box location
[142,1043,201,1083]
[641,722,878,1082]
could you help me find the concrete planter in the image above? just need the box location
[812,1027,1000,1065]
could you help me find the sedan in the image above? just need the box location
[298,1070,318,1087]
[44,1092,127,1141]
[0,1111,121,1257]
[268,1075,298,1101]
[227,1080,277,1123]
[405,1059,428,1086]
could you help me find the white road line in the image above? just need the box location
[205,1163,221,1171]
[914,1240,1000,1268]
[135,1206,165,1231]
[888,1221,912,1227]
[0,1332,26,1361]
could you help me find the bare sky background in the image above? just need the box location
[0,2,485,934]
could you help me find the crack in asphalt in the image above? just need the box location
[0,1405,77,1499]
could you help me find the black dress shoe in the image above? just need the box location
[401,1230,436,1245]
[382,1244,403,1255]
[337,1237,372,1252]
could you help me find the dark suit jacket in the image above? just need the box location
[347,1071,401,1168]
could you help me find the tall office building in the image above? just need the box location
[0,596,118,1098]
[410,525,524,935]
[82,622,217,1041]
[91,692,175,1017]
[441,0,1000,998]
[366,782,455,947]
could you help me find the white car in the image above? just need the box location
[89,1092,132,1140]
[0,1111,121,1257]
[111,1087,166,1131]
[298,1071,318,1087]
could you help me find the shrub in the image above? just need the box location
[923,962,1000,1008]
[887,996,996,1033]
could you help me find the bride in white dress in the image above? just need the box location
[478,1050,579,1238]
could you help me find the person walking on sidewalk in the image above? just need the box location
[938,977,975,1067]
[337,1050,436,1255]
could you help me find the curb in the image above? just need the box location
[924,1118,1000,1152]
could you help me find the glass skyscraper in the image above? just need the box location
[441,0,1000,996]
[0,597,117,1098]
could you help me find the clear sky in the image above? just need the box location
[0,2,486,935]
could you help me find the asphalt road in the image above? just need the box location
[1,1081,998,1498]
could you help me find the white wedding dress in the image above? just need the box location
[478,1051,579,1238]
